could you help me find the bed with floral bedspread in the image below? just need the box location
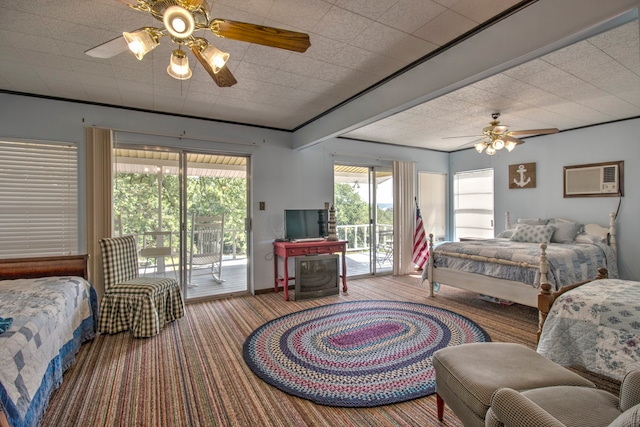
[537,278,640,381]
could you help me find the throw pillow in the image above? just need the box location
[496,229,514,239]
[509,224,555,243]
[549,220,582,243]
[575,233,606,244]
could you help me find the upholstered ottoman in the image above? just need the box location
[432,343,595,427]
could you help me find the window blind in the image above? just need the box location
[453,169,494,239]
[0,140,78,257]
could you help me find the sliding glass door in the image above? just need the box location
[184,152,249,299]
[113,147,181,281]
[333,164,393,276]
[113,146,249,301]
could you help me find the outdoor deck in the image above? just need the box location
[141,252,392,301]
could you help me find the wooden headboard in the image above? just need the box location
[0,255,89,281]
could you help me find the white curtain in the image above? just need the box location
[392,160,415,275]
[85,127,113,299]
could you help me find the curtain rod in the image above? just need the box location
[89,125,261,147]
[330,152,415,163]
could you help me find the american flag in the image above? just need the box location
[413,204,429,269]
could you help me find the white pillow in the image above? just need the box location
[517,218,549,226]
[509,224,555,243]
[496,229,514,239]
[575,233,606,244]
[548,219,582,243]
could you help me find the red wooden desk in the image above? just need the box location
[273,239,348,301]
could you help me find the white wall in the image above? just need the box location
[450,118,640,281]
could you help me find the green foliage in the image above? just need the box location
[113,173,247,255]
[333,183,394,247]
[377,206,393,226]
[334,183,369,226]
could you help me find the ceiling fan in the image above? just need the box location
[448,113,559,155]
[85,0,311,87]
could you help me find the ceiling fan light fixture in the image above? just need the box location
[493,138,505,150]
[485,145,497,155]
[199,42,229,74]
[167,49,192,80]
[505,140,517,151]
[474,141,487,153]
[123,28,161,60]
[163,6,196,39]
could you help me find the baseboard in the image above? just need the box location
[255,285,293,295]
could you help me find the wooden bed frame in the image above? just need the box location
[537,266,609,342]
[426,212,617,331]
[0,254,89,427]
[0,254,88,281]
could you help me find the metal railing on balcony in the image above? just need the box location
[337,223,393,251]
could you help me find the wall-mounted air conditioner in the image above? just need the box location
[564,161,623,198]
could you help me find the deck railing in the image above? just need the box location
[337,223,393,251]
[132,223,390,261]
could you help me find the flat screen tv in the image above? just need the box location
[284,209,328,241]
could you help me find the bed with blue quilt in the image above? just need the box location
[0,255,97,427]
[423,213,618,311]
[537,276,640,381]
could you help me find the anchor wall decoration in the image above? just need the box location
[508,162,536,189]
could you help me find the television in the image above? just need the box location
[284,209,328,241]
[294,254,339,300]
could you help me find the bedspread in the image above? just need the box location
[424,239,617,291]
[0,276,97,427]
[537,278,640,381]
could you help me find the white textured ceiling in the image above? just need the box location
[0,0,639,152]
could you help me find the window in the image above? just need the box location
[0,140,78,257]
[453,169,494,240]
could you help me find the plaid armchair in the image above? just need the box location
[98,235,184,338]
[486,370,640,426]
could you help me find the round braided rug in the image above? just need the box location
[243,300,490,407]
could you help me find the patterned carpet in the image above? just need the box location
[40,274,619,426]
[243,300,490,407]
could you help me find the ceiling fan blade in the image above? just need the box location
[442,135,483,139]
[210,19,311,53]
[456,138,484,149]
[85,36,128,58]
[504,135,525,145]
[210,65,238,87]
[510,128,559,136]
[191,45,237,87]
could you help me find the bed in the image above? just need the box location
[423,212,618,310]
[0,255,97,427]
[537,273,640,381]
